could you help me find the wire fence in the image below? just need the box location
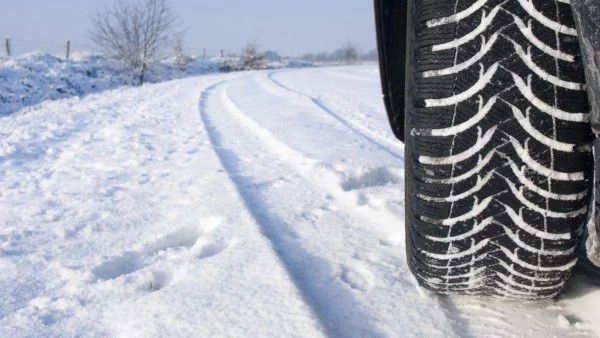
[2,36,236,61]
[2,37,88,59]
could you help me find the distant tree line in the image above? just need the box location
[298,41,378,64]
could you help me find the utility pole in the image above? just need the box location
[5,37,11,57]
[65,40,71,60]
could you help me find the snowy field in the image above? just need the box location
[1,65,600,337]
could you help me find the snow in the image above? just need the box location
[0,52,312,117]
[0,65,599,337]
[0,52,221,117]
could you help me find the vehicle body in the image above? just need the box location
[571,0,600,267]
[375,0,600,298]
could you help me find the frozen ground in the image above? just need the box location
[0,65,599,337]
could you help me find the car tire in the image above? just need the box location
[402,0,594,299]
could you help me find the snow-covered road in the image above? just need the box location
[1,66,599,337]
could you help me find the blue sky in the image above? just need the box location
[0,0,376,57]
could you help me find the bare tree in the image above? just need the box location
[263,50,281,63]
[338,40,359,64]
[364,48,378,61]
[173,33,192,71]
[89,0,179,85]
[240,41,266,70]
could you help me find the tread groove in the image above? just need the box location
[405,0,593,298]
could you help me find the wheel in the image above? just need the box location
[399,0,594,299]
[375,0,409,141]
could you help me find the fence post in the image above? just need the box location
[203,48,206,59]
[65,40,71,60]
[220,49,224,58]
[4,37,11,57]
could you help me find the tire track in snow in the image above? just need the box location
[200,71,585,338]
[199,80,388,338]
[248,71,584,338]
[223,73,495,338]
[219,79,400,233]
[266,71,404,161]
[213,78,476,338]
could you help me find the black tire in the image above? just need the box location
[375,0,409,141]
[403,0,594,299]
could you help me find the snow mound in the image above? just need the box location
[0,52,316,117]
[0,52,221,116]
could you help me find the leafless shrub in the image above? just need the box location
[240,41,267,70]
[299,40,367,64]
[340,40,359,64]
[89,0,179,85]
[173,33,192,71]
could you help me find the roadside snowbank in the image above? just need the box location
[0,52,314,117]
[0,52,221,116]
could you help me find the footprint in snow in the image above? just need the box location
[92,218,229,283]
[340,260,376,293]
[341,166,403,192]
